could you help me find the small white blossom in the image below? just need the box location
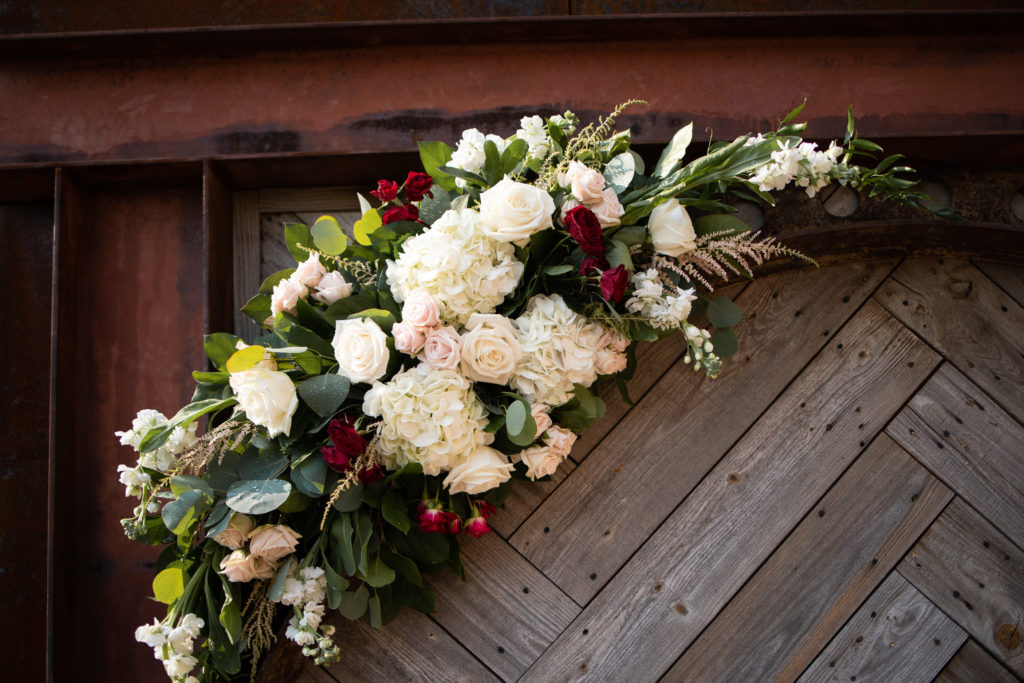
[626,269,697,330]
[516,115,550,159]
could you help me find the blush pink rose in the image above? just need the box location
[595,348,628,375]
[590,187,625,228]
[247,524,301,562]
[293,253,327,288]
[401,290,441,330]
[422,326,462,370]
[270,277,308,316]
[392,321,426,355]
[530,403,552,436]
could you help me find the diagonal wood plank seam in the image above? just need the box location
[974,260,1024,310]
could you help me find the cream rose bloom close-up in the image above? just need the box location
[210,513,254,550]
[478,177,556,245]
[270,277,308,316]
[312,271,353,305]
[219,549,278,583]
[649,198,697,257]
[247,524,302,562]
[229,365,299,438]
[443,445,515,495]
[459,313,522,385]
[332,317,390,384]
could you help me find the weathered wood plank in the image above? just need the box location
[511,260,899,606]
[875,258,1024,423]
[260,211,300,282]
[898,498,1024,675]
[321,608,498,682]
[796,572,966,683]
[489,458,574,539]
[886,363,1024,550]
[232,190,261,340]
[665,435,952,682]
[259,187,360,213]
[520,299,940,681]
[428,532,580,681]
[974,260,1024,308]
[935,639,1019,683]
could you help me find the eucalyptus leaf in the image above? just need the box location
[338,585,369,620]
[331,514,357,575]
[268,557,294,602]
[298,373,350,418]
[353,209,382,246]
[332,482,364,513]
[291,452,327,498]
[706,296,743,328]
[236,446,289,481]
[505,400,527,436]
[606,239,633,270]
[311,215,348,255]
[710,326,740,358]
[381,488,412,534]
[368,595,383,629]
[161,489,212,536]
[360,557,396,588]
[152,566,185,605]
[693,213,751,239]
[418,185,451,226]
[225,479,291,515]
[543,264,574,276]
[225,345,265,374]
[170,475,212,497]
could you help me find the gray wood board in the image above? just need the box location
[427,532,580,681]
[520,299,940,681]
[935,638,1020,683]
[897,498,1024,675]
[232,189,261,341]
[796,572,966,683]
[665,434,952,682]
[489,457,573,539]
[511,260,899,606]
[887,362,1024,550]
[875,258,1024,424]
[321,608,498,682]
[974,260,1024,308]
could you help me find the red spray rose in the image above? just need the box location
[370,179,399,203]
[564,206,605,256]
[417,501,448,534]
[382,204,420,225]
[320,445,351,473]
[403,172,434,202]
[600,265,629,302]
[580,255,610,276]
[465,515,491,538]
[358,464,384,484]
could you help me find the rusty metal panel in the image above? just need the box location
[49,172,206,681]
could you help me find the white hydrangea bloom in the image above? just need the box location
[625,269,697,330]
[516,115,550,159]
[511,294,605,407]
[363,363,494,475]
[448,128,509,188]
[386,208,524,326]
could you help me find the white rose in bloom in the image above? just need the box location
[590,187,625,228]
[293,253,327,288]
[422,326,462,371]
[443,445,515,495]
[562,160,606,203]
[313,271,353,305]
[519,445,561,480]
[649,198,697,257]
[478,178,556,245]
[229,365,299,437]
[460,314,522,385]
[210,513,254,550]
[332,317,390,384]
[248,524,302,562]
[270,277,308,316]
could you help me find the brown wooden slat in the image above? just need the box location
[875,258,1024,424]
[427,533,580,681]
[935,638,1020,683]
[232,190,261,340]
[665,435,952,682]
[797,572,966,682]
[511,260,898,606]
[898,498,1024,675]
[204,160,235,335]
[887,363,1024,550]
[521,299,940,681]
[259,187,360,213]
[974,260,1024,308]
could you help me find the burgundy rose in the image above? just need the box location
[358,464,384,484]
[370,179,399,203]
[446,514,461,535]
[600,265,629,302]
[564,206,605,256]
[382,204,420,225]
[320,445,351,474]
[465,515,491,539]
[580,255,610,276]
[328,418,366,459]
[417,502,448,534]
[475,501,496,519]
[403,172,434,202]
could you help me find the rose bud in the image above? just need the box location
[370,179,399,203]
[417,501,448,534]
[465,515,491,539]
[600,265,629,302]
[403,172,434,202]
[382,204,419,225]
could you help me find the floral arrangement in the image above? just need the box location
[116,100,936,682]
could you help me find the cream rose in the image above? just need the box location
[229,365,299,437]
[392,321,426,356]
[563,160,606,203]
[422,326,462,371]
[649,198,697,256]
[531,403,552,436]
[270,277,308,316]
[332,317,390,384]
[313,271,353,305]
[545,425,577,458]
[443,445,515,495]
[293,253,327,288]
[401,290,441,330]
[519,445,562,480]
[210,513,254,550]
[478,178,556,244]
[591,187,625,227]
[248,524,301,562]
[460,314,522,385]
[595,348,628,375]
[219,550,277,582]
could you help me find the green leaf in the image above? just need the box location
[710,326,739,358]
[706,296,743,328]
[332,482,364,512]
[267,557,294,602]
[170,475,212,497]
[332,514,357,575]
[204,501,232,533]
[322,560,349,609]
[161,489,212,536]
[225,344,265,374]
[138,397,237,453]
[283,222,315,263]
[218,581,242,645]
[237,446,289,481]
[611,224,646,247]
[192,370,228,385]
[291,452,327,498]
[387,528,450,566]
[241,293,272,326]
[505,400,537,447]
[353,209,383,246]
[258,268,295,295]
[355,509,373,575]
[360,557,396,588]
[153,566,185,604]
[500,138,529,175]
[653,123,694,178]
[381,488,412,534]
[225,479,291,514]
[367,594,383,629]
[505,400,527,436]
[780,99,806,126]
[606,239,633,271]
[205,576,241,676]
[298,373,350,418]
[693,213,751,239]
[418,185,451,226]
[483,139,502,186]
[404,583,436,614]
[204,333,243,371]
[311,215,348,255]
[347,308,395,334]
[418,140,456,193]
[339,585,370,620]
[604,152,636,194]
[543,264,574,276]
[381,547,423,587]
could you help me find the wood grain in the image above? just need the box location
[259,186,360,213]
[974,260,1024,308]
[489,457,574,539]
[428,532,580,681]
[665,435,952,682]
[886,363,1024,549]
[935,639,1019,683]
[511,260,899,606]
[898,498,1024,675]
[232,190,261,341]
[796,572,966,682]
[520,299,940,681]
[875,258,1024,424]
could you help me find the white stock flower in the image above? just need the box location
[626,269,697,330]
[229,365,299,437]
[448,128,509,187]
[313,271,353,305]
[442,445,515,495]
[478,178,556,245]
[516,115,550,158]
[116,409,198,473]
[649,198,697,257]
[332,317,390,384]
[117,464,151,497]
[459,313,522,385]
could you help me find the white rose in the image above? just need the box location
[649,198,697,257]
[332,318,390,384]
[422,326,462,371]
[401,290,441,330]
[562,160,606,203]
[313,271,353,305]
[443,446,514,495]
[544,425,577,458]
[293,253,327,288]
[479,178,556,245]
[229,365,299,437]
[460,314,522,384]
[210,513,254,550]
[270,277,308,316]
[590,187,625,228]
[247,524,302,562]
[392,321,426,356]
[519,445,562,480]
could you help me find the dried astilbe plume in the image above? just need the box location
[319,435,384,530]
[656,231,815,291]
[242,581,277,682]
[176,420,254,475]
